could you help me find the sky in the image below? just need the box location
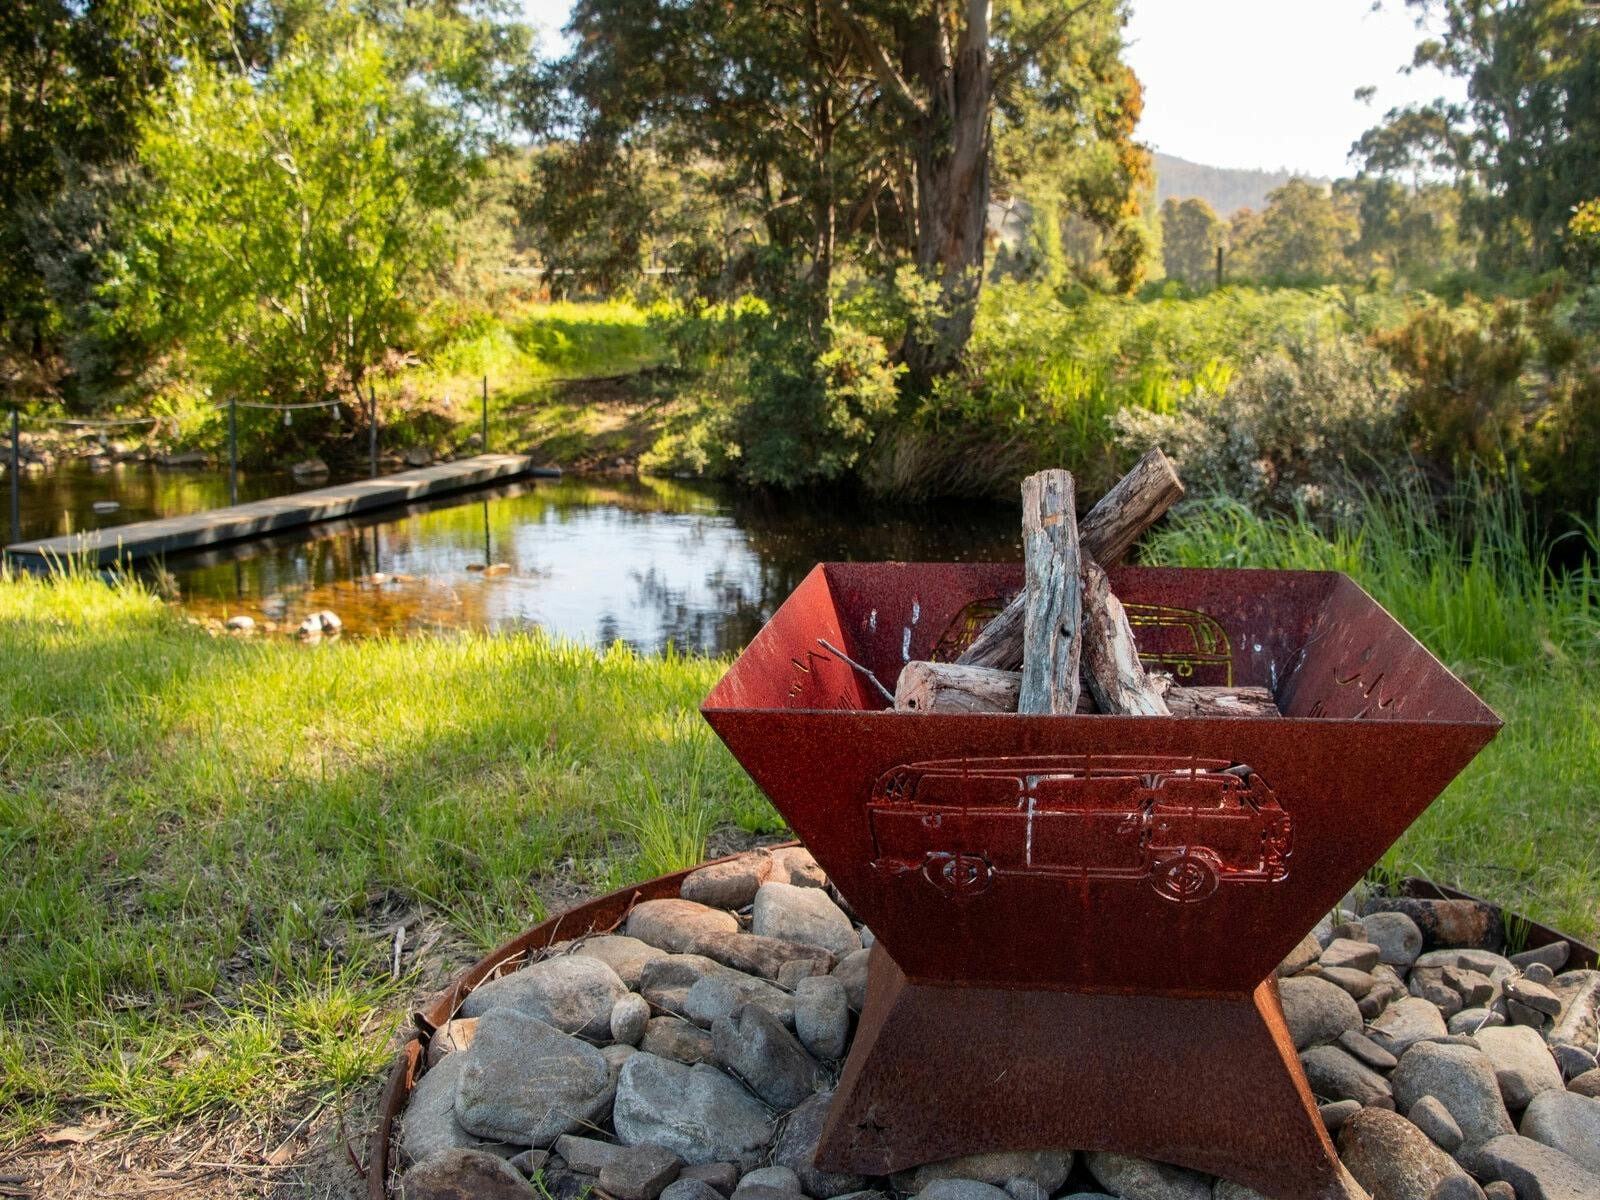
[520,0,1467,180]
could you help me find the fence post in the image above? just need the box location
[368,383,379,478]
[481,375,489,453]
[8,408,19,546]
[227,396,239,507]
[1215,245,1224,290]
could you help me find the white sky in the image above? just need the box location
[521,0,1467,179]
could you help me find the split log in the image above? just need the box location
[1080,557,1170,716]
[1018,469,1082,715]
[893,660,1279,719]
[957,448,1184,670]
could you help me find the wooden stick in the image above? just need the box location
[1080,557,1170,716]
[893,660,1279,718]
[957,448,1184,670]
[1017,470,1083,715]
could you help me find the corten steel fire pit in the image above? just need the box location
[701,561,1503,1200]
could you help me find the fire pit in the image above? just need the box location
[701,561,1502,1200]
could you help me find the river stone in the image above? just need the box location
[1392,1041,1514,1150]
[1213,1183,1272,1200]
[751,883,861,958]
[1337,1107,1478,1200]
[458,956,627,1039]
[1364,898,1503,952]
[1511,943,1571,973]
[613,1053,773,1169]
[1523,962,1556,985]
[641,955,726,1017]
[509,1149,550,1178]
[698,932,833,981]
[1280,975,1363,1050]
[1549,1045,1594,1082]
[1474,1026,1564,1111]
[640,1017,715,1064]
[736,1166,801,1196]
[1570,1068,1600,1098]
[685,969,796,1029]
[627,900,742,955]
[682,852,778,909]
[795,975,850,1059]
[1480,1184,1515,1200]
[898,1150,1074,1195]
[772,1091,868,1198]
[1409,1096,1465,1154]
[1547,970,1600,1052]
[1520,1089,1600,1173]
[1372,997,1451,1056]
[612,993,652,1046]
[833,948,870,1010]
[400,1052,516,1166]
[778,957,831,989]
[664,1181,729,1200]
[573,936,669,988]
[604,1045,638,1085]
[1504,977,1563,1019]
[916,1183,1011,1200]
[1414,949,1515,977]
[1278,932,1323,977]
[398,1148,533,1200]
[712,1003,824,1110]
[427,1018,480,1069]
[1340,1029,1399,1071]
[1084,1151,1210,1200]
[1471,1134,1600,1200]
[1449,1009,1505,1036]
[1302,1043,1395,1108]
[1321,1100,1362,1131]
[554,1134,624,1174]
[1323,937,1384,973]
[680,1163,740,1194]
[1365,911,1426,969]
[600,1144,685,1200]
[1318,966,1377,999]
[454,1009,614,1147]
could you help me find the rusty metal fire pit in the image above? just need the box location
[701,562,1502,1200]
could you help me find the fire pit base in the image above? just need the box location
[816,945,1365,1200]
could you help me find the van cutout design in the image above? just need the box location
[867,754,1291,904]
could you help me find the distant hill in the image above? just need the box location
[1153,152,1328,216]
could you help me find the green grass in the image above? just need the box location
[0,567,776,1142]
[1145,488,1600,937]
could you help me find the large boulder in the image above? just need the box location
[751,883,861,958]
[458,956,628,1040]
[1519,1089,1600,1174]
[712,1003,825,1110]
[1471,1134,1600,1200]
[1279,976,1363,1050]
[1391,1041,1514,1151]
[1336,1107,1480,1200]
[454,1009,614,1147]
[627,899,742,955]
[1473,1025,1564,1112]
[399,1052,515,1166]
[613,1053,774,1169]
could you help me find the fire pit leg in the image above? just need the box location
[815,946,1364,1200]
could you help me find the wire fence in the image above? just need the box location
[5,377,494,544]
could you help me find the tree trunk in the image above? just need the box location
[900,0,992,382]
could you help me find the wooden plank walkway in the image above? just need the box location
[4,453,541,566]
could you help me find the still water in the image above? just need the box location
[8,463,1020,654]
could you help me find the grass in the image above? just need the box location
[1145,486,1600,937]
[0,568,777,1144]
[1,480,1595,1147]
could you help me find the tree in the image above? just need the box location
[1356,0,1600,272]
[1229,179,1356,283]
[101,34,482,407]
[1160,197,1222,288]
[1343,177,1472,281]
[535,0,1147,378]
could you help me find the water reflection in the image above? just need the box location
[14,466,1020,654]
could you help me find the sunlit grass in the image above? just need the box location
[0,561,778,1140]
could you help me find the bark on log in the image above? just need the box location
[1017,470,1083,715]
[1081,557,1170,716]
[956,448,1184,670]
[893,660,1279,719]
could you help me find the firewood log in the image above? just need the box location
[1080,556,1170,716]
[893,660,1279,719]
[1017,469,1083,715]
[957,448,1183,670]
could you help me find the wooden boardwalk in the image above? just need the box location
[4,454,542,566]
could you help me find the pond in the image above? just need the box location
[7,462,1020,654]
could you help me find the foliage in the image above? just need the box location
[101,35,479,414]
[1160,197,1222,289]
[1228,179,1358,284]
[1115,335,1409,518]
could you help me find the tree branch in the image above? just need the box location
[819,0,926,118]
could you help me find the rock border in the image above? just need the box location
[367,856,1598,1200]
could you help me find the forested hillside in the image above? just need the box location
[1152,152,1320,215]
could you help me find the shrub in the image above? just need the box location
[1114,334,1410,518]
